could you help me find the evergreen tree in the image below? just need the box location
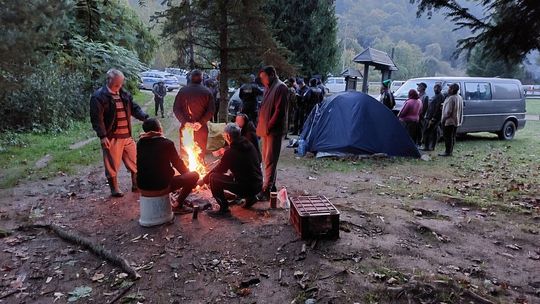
[411,0,540,63]
[466,46,525,79]
[156,0,294,121]
[265,0,339,78]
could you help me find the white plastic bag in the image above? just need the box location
[277,187,290,209]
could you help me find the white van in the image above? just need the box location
[325,77,346,93]
[393,77,526,140]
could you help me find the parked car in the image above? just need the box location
[139,71,180,91]
[325,77,346,93]
[164,68,188,86]
[393,77,526,140]
[390,80,405,93]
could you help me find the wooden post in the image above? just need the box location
[362,64,369,93]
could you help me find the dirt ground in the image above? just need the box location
[0,108,539,303]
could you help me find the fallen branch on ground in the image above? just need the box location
[108,282,135,304]
[17,223,141,280]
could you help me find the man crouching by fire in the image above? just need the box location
[198,123,263,217]
[137,118,199,213]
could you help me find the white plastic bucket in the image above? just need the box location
[139,190,174,227]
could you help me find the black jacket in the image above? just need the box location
[239,82,263,114]
[204,137,262,190]
[241,121,261,162]
[304,86,323,107]
[90,86,148,139]
[173,83,215,127]
[381,90,395,110]
[425,92,445,123]
[137,134,189,190]
[419,94,429,120]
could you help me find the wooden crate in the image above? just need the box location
[290,196,340,239]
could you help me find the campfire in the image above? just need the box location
[181,126,207,177]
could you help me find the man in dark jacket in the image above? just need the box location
[417,82,429,145]
[137,118,199,211]
[293,79,309,135]
[303,78,324,120]
[423,84,445,151]
[239,74,264,123]
[380,79,395,110]
[152,81,167,118]
[173,69,215,163]
[90,69,149,197]
[199,123,263,216]
[255,66,289,201]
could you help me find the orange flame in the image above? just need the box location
[181,126,207,177]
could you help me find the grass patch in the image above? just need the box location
[526,97,540,115]
[290,121,540,212]
[0,92,154,189]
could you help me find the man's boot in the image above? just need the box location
[107,177,124,197]
[131,173,138,192]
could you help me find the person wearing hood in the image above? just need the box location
[199,123,263,216]
[137,118,199,213]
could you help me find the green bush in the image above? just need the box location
[0,61,89,132]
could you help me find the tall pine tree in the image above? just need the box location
[265,0,339,79]
[155,0,294,121]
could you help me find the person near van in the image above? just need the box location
[380,79,396,110]
[440,83,464,157]
[152,81,167,118]
[137,118,199,213]
[417,82,429,145]
[239,74,264,123]
[398,89,422,143]
[173,69,215,162]
[317,78,327,97]
[422,84,445,151]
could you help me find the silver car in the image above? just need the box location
[393,77,526,140]
[139,71,180,91]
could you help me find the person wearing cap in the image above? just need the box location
[239,74,264,123]
[380,79,395,110]
[199,123,263,216]
[416,82,430,146]
[256,66,289,201]
[152,80,167,118]
[173,69,215,162]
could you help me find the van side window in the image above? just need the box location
[465,82,492,100]
[493,83,521,99]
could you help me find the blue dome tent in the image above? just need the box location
[300,91,420,158]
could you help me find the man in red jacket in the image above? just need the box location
[173,70,215,162]
[255,66,289,201]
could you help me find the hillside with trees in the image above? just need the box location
[336,0,536,83]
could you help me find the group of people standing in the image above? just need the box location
[395,82,464,156]
[90,66,291,217]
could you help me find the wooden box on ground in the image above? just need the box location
[290,196,340,239]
